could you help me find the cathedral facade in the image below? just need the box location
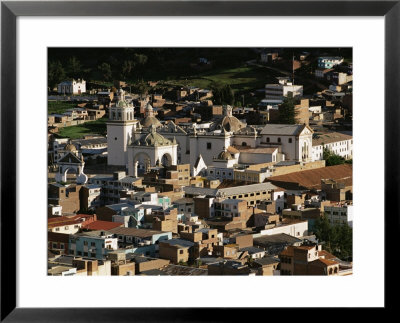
[106,92,314,177]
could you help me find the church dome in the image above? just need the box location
[216,149,233,160]
[221,115,245,132]
[140,116,162,128]
[134,127,172,147]
[140,102,161,128]
[219,105,245,132]
[117,100,128,108]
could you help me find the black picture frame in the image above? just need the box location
[1,0,396,321]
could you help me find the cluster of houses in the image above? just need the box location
[48,52,353,276]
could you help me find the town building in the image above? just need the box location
[265,77,303,102]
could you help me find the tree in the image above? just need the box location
[323,147,345,166]
[313,215,353,261]
[132,80,149,99]
[48,61,66,90]
[67,56,82,78]
[210,82,234,105]
[98,62,112,81]
[278,94,299,124]
[121,60,134,79]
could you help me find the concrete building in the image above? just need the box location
[69,230,118,260]
[265,77,303,102]
[324,203,353,227]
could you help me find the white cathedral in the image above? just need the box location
[107,90,315,177]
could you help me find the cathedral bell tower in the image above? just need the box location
[106,89,138,168]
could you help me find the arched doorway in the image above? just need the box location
[161,153,172,167]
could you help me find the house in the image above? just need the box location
[159,239,195,264]
[279,244,350,275]
[69,230,118,260]
[48,232,70,255]
[252,256,280,275]
[265,77,303,102]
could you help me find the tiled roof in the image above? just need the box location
[260,124,311,136]
[254,233,302,246]
[84,221,123,231]
[254,257,280,266]
[311,258,338,267]
[266,164,352,190]
[312,132,352,146]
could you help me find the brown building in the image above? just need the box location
[48,232,70,254]
[279,245,342,275]
[108,252,135,276]
[321,179,352,202]
[159,239,195,264]
[48,183,83,214]
[180,228,219,258]
[253,256,280,276]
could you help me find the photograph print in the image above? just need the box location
[47,48,353,276]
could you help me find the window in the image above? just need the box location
[206,142,212,150]
[266,137,270,143]
[77,251,82,256]
[84,241,88,246]
[179,250,184,254]
[55,228,60,232]
[52,243,57,249]
[289,138,292,143]
[83,252,88,257]
[91,242,96,247]
[278,137,281,143]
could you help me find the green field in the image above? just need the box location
[57,118,108,139]
[48,101,78,114]
[164,65,284,92]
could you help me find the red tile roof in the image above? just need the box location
[266,164,352,190]
[83,221,124,231]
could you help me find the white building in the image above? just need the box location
[324,204,353,227]
[58,79,86,94]
[311,132,353,161]
[260,124,313,162]
[107,101,323,176]
[107,89,139,167]
[259,220,308,237]
[265,77,303,102]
